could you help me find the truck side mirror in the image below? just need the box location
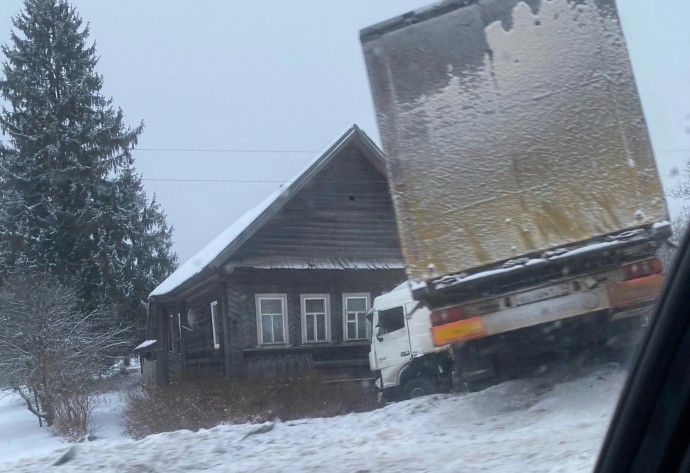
[366,307,374,323]
[376,326,383,342]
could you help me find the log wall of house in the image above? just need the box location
[225,268,404,376]
[182,289,223,365]
[228,147,402,264]
[167,350,183,374]
[148,286,225,383]
[152,302,168,384]
[167,300,185,375]
[223,283,245,377]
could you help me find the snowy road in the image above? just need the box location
[0,362,626,472]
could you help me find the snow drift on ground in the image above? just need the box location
[0,366,137,466]
[0,362,626,472]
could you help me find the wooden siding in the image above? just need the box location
[159,301,185,376]
[223,283,244,377]
[168,352,183,373]
[148,281,226,382]
[242,345,372,378]
[142,359,157,387]
[245,352,313,378]
[227,146,402,265]
[182,289,222,363]
[152,302,168,384]
[230,268,403,347]
[223,268,404,376]
[148,243,404,383]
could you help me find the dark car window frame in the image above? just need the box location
[596,232,690,472]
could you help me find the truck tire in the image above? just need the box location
[403,377,437,399]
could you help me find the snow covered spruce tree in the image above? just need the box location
[0,0,177,336]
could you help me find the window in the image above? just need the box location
[343,293,370,341]
[301,294,330,343]
[210,301,220,350]
[378,306,405,335]
[169,313,181,353]
[256,294,288,345]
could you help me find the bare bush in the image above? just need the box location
[0,271,132,435]
[52,385,99,441]
[124,369,377,439]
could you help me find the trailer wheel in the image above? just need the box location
[403,377,437,399]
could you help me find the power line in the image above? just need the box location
[134,147,320,154]
[141,178,286,183]
[129,147,690,157]
[139,172,688,183]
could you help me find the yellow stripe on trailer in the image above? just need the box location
[432,316,487,346]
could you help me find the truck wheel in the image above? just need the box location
[403,377,437,399]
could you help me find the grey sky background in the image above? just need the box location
[0,0,687,264]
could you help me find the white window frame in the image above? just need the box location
[210,301,220,350]
[255,294,289,345]
[342,293,370,341]
[169,313,181,353]
[300,294,330,344]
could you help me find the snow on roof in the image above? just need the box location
[150,185,287,297]
[133,339,157,351]
[230,257,404,271]
[150,125,383,298]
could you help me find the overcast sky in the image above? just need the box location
[0,0,688,263]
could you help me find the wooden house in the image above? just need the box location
[140,125,405,384]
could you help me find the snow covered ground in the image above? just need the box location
[0,366,137,467]
[0,362,626,472]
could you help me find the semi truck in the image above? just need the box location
[368,283,453,400]
[361,0,670,390]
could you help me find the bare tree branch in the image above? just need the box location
[13,387,47,419]
[0,271,135,427]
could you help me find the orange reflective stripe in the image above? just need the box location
[431,316,487,346]
[608,274,664,307]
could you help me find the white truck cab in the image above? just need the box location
[368,283,453,400]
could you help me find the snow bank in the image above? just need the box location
[1,363,626,472]
[0,368,138,467]
[0,393,65,464]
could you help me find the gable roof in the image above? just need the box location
[150,125,388,298]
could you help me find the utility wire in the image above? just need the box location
[134,147,320,154]
[141,174,685,184]
[131,147,690,154]
[132,146,688,183]
[141,178,286,183]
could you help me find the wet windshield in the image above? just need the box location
[0,0,688,472]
